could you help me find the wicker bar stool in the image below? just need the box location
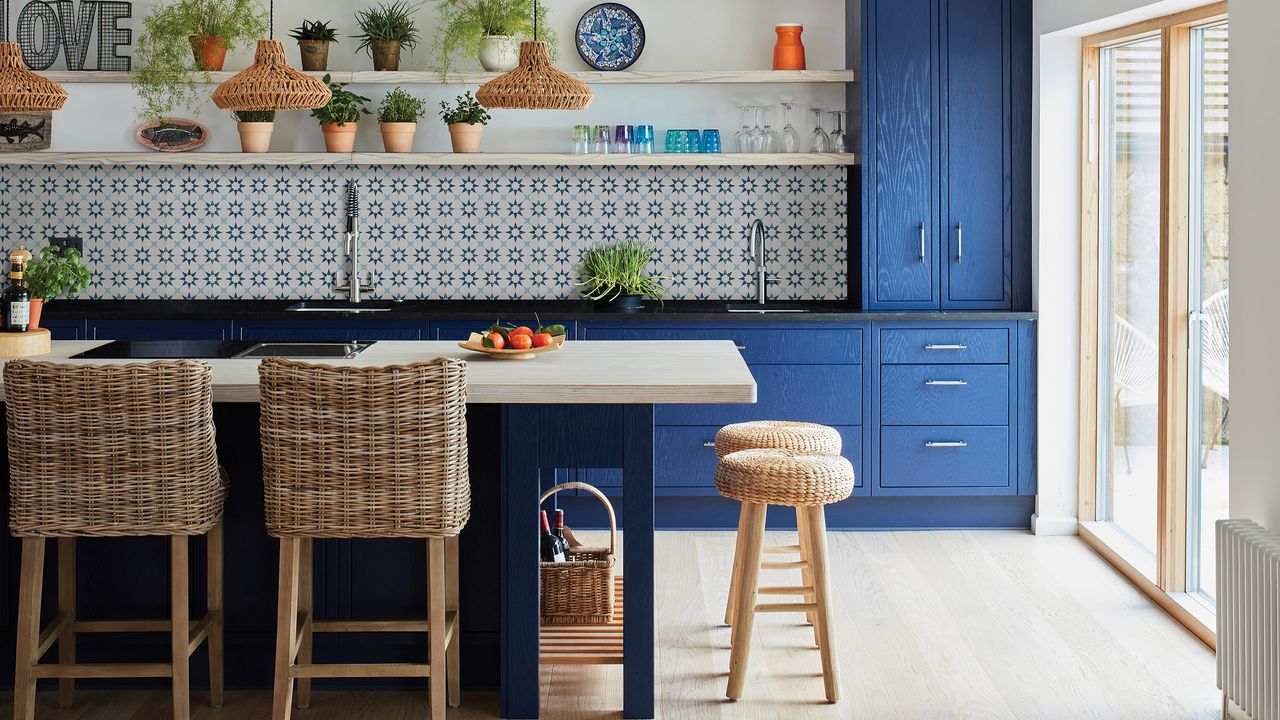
[715,421,842,632]
[4,360,228,720]
[715,448,854,703]
[258,357,470,720]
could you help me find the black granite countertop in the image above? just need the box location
[42,299,1038,323]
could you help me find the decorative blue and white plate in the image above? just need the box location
[576,4,645,71]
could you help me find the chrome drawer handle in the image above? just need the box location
[925,441,968,448]
[735,345,747,351]
[703,441,717,448]
[957,221,963,263]
[924,344,968,351]
[919,222,926,261]
[925,380,968,386]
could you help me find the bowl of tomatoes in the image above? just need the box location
[459,322,567,360]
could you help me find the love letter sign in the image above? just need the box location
[1,0,133,71]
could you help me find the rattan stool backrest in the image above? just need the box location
[258,357,470,539]
[4,359,224,537]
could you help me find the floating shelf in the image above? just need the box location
[41,69,858,85]
[0,152,858,167]
[540,577,624,666]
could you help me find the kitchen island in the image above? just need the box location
[0,340,756,720]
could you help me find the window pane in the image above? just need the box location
[1189,22,1229,601]
[1097,36,1163,557]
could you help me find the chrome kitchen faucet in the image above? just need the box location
[750,219,772,305]
[335,181,375,302]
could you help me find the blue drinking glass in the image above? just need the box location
[685,130,702,154]
[665,129,689,153]
[635,125,655,154]
[701,129,722,153]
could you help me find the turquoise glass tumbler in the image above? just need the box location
[701,129,722,153]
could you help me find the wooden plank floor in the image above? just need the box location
[0,531,1220,719]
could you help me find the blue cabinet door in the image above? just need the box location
[942,0,1013,309]
[865,0,939,310]
[89,319,234,341]
[39,318,85,340]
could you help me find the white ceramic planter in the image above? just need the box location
[478,35,519,72]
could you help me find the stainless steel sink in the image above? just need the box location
[233,342,374,359]
[725,302,811,314]
[285,300,400,313]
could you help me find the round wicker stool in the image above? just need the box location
[715,421,844,631]
[715,448,854,703]
[5,360,228,720]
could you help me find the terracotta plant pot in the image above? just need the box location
[237,121,274,153]
[189,35,228,71]
[370,39,402,71]
[297,39,331,71]
[478,35,518,72]
[27,298,42,330]
[320,122,358,152]
[448,122,484,153]
[380,122,417,153]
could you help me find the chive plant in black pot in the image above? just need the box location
[575,240,666,313]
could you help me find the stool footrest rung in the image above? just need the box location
[756,585,813,596]
[31,663,172,679]
[763,545,802,554]
[313,619,431,633]
[755,602,819,614]
[761,560,809,570]
[290,663,430,679]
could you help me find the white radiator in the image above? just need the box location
[1218,519,1280,720]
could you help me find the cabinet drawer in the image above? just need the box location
[879,328,1009,364]
[880,365,1010,426]
[878,426,1011,494]
[585,326,862,364]
[656,364,860,426]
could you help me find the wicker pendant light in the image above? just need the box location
[211,1,331,111]
[475,0,592,110]
[0,42,68,112]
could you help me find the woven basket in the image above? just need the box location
[211,39,332,111]
[0,42,67,112]
[539,482,615,625]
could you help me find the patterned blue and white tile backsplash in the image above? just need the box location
[0,164,849,301]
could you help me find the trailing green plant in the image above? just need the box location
[232,109,275,122]
[354,1,422,55]
[25,246,92,303]
[311,74,371,126]
[289,19,339,42]
[439,92,491,125]
[575,240,666,302]
[379,87,427,123]
[132,0,268,122]
[430,0,555,76]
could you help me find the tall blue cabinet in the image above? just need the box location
[861,0,1031,311]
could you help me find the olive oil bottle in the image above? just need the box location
[3,247,31,333]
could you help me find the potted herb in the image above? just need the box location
[311,75,371,152]
[134,0,267,122]
[24,246,92,330]
[575,240,666,313]
[354,1,422,72]
[439,91,490,153]
[289,19,339,72]
[432,0,555,75]
[233,109,275,152]
[378,87,427,153]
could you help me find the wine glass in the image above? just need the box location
[829,110,848,153]
[780,102,801,153]
[810,108,830,153]
[734,106,752,153]
[761,105,779,153]
[747,106,766,154]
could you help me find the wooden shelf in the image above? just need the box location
[540,576,624,666]
[0,152,857,167]
[41,69,858,85]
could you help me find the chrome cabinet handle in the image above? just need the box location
[925,441,968,448]
[735,345,747,351]
[924,344,968,351]
[919,222,926,261]
[957,221,963,263]
[703,441,717,448]
[925,380,968,386]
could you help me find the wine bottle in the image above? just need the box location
[540,510,565,563]
[552,509,570,557]
[3,248,30,333]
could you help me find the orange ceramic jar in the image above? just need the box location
[773,24,806,71]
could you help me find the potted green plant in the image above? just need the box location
[134,0,267,122]
[378,87,427,153]
[233,109,275,152]
[431,0,555,75]
[575,240,666,313]
[439,92,490,152]
[24,246,92,330]
[354,1,422,72]
[289,19,339,72]
[311,74,370,152]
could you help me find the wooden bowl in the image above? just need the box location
[457,334,565,360]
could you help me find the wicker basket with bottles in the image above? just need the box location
[539,481,616,625]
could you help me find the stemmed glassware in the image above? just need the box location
[735,106,752,153]
[810,108,830,153]
[829,110,848,153]
[780,102,801,153]
[761,105,779,153]
[747,105,767,153]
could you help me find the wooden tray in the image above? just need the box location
[0,328,50,359]
[457,335,565,360]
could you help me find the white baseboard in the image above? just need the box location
[1031,514,1079,536]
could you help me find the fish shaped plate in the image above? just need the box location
[136,118,209,153]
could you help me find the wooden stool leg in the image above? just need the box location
[724,503,749,627]
[272,538,301,720]
[13,537,46,720]
[295,539,313,710]
[207,522,225,708]
[802,506,840,702]
[170,535,191,720]
[795,509,820,647]
[445,535,461,708]
[57,538,76,708]
[726,502,766,700]
[427,538,447,720]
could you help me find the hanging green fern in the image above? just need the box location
[430,0,556,77]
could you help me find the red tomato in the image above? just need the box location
[531,332,554,348]
[485,332,505,350]
[511,326,534,338]
[508,333,533,350]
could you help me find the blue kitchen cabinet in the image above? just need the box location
[862,0,1031,311]
[39,318,86,340]
[88,319,234,340]
[234,319,427,342]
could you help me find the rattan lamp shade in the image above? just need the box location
[475,41,593,110]
[0,42,67,112]
[212,40,331,111]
